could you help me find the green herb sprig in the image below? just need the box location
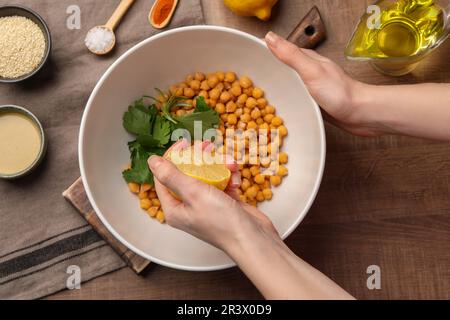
[122,91,220,185]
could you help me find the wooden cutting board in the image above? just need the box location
[63,178,150,274]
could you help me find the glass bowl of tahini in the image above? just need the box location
[0,5,51,83]
[0,105,47,179]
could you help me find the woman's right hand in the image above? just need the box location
[147,141,278,254]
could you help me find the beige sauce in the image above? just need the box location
[0,112,41,175]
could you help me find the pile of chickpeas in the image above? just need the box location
[128,71,289,222]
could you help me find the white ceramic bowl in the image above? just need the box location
[79,26,325,271]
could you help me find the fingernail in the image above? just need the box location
[148,155,163,170]
[231,174,241,188]
[265,31,280,48]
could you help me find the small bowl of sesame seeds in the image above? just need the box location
[0,5,51,83]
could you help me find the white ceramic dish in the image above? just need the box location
[79,26,326,271]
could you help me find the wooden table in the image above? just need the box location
[50,0,450,299]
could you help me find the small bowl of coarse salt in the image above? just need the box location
[0,5,51,83]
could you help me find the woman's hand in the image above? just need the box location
[148,140,353,299]
[147,140,278,253]
[265,31,450,141]
[265,31,382,137]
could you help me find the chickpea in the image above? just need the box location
[245,185,258,199]
[176,109,186,117]
[141,183,152,193]
[179,83,188,89]
[241,178,251,192]
[262,189,273,200]
[138,191,148,200]
[254,174,265,185]
[221,113,228,122]
[242,168,251,179]
[128,182,140,194]
[278,125,288,137]
[156,210,165,223]
[271,116,284,127]
[256,118,264,125]
[235,108,243,117]
[247,121,257,130]
[215,103,226,114]
[189,80,201,91]
[147,207,159,217]
[244,87,254,96]
[148,191,157,199]
[251,108,261,120]
[200,80,210,91]
[207,76,219,88]
[216,82,225,91]
[220,91,232,103]
[270,175,282,186]
[237,94,248,106]
[265,105,275,114]
[140,198,152,210]
[185,74,194,83]
[230,85,242,97]
[240,113,251,123]
[243,107,251,114]
[194,72,205,81]
[169,85,178,95]
[252,87,264,99]
[239,194,247,203]
[250,165,260,176]
[256,191,265,202]
[279,152,288,164]
[224,101,236,113]
[209,99,217,108]
[277,165,288,177]
[246,97,258,109]
[208,88,220,101]
[264,114,275,123]
[225,72,237,83]
[216,71,225,81]
[257,98,268,108]
[239,76,253,89]
[151,198,161,207]
[263,180,271,189]
[227,114,238,125]
[175,87,184,96]
[198,90,209,99]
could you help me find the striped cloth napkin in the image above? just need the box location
[0,0,204,299]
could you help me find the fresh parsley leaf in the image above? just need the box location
[193,96,210,112]
[137,134,161,148]
[176,97,220,137]
[152,115,172,146]
[122,143,153,184]
[123,99,157,135]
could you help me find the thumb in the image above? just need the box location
[265,31,322,79]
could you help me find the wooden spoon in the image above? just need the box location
[85,0,136,55]
[149,0,179,29]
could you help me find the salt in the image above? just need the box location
[85,26,114,54]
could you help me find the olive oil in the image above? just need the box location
[346,0,445,59]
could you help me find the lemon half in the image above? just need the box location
[166,147,231,191]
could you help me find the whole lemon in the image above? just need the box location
[223,0,279,21]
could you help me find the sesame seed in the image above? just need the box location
[0,16,46,79]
